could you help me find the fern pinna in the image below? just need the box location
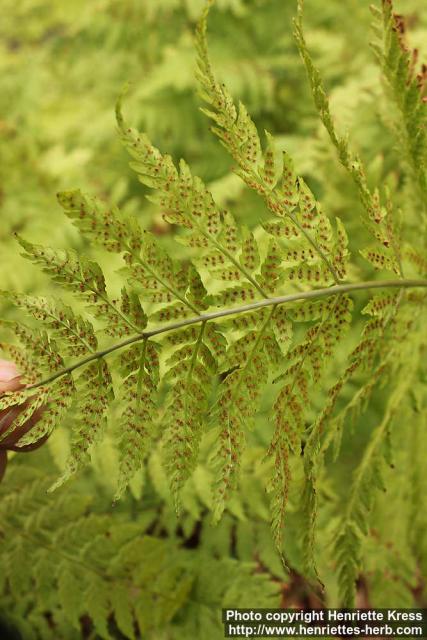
[1,0,426,610]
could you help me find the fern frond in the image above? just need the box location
[161,321,216,507]
[371,1,427,217]
[0,467,194,639]
[57,189,142,255]
[17,236,142,335]
[116,95,268,299]
[57,189,204,316]
[5,294,97,356]
[268,293,353,548]
[331,300,425,605]
[196,6,349,288]
[0,4,426,607]
[0,321,74,448]
[114,340,159,500]
[1,461,281,638]
[51,358,114,489]
[294,1,404,277]
[212,307,278,521]
[333,363,416,606]
[300,288,404,576]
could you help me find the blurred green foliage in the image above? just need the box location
[0,0,426,637]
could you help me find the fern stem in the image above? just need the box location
[26,278,427,390]
[186,321,206,386]
[136,338,148,408]
[184,321,206,422]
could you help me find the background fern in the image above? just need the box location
[1,0,427,637]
